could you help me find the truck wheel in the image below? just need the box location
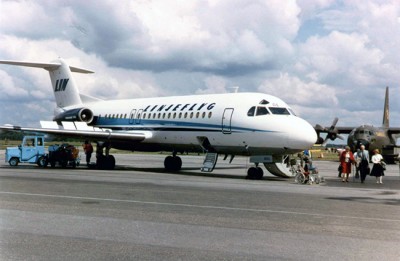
[9,157,19,166]
[37,156,48,167]
[61,161,67,168]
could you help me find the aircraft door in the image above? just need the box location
[129,109,136,124]
[135,109,143,124]
[222,108,234,134]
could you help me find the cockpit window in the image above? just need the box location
[356,129,375,136]
[256,106,269,116]
[288,108,296,116]
[269,107,290,115]
[259,99,269,105]
[247,106,256,116]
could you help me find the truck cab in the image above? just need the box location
[5,135,47,167]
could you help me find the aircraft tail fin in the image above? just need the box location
[382,86,389,128]
[0,58,94,108]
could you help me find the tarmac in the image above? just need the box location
[0,153,399,260]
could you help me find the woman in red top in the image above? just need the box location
[339,146,355,182]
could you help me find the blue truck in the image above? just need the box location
[5,135,81,168]
[5,135,47,167]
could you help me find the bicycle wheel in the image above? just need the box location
[295,172,305,184]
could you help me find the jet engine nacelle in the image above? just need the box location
[53,107,94,124]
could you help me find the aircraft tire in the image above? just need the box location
[97,155,115,170]
[255,167,264,180]
[164,156,182,171]
[246,167,262,180]
[106,155,116,170]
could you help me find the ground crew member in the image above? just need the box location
[83,140,94,166]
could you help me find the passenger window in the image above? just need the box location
[256,107,269,116]
[247,106,256,116]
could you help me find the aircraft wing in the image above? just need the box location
[0,121,152,142]
[335,127,354,134]
[387,128,400,136]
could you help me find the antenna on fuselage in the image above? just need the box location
[382,86,389,128]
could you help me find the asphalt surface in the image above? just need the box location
[0,153,399,260]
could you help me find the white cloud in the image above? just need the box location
[296,31,385,86]
[1,0,400,129]
[195,76,229,94]
[258,73,338,108]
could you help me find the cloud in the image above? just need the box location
[1,0,400,130]
[258,73,338,108]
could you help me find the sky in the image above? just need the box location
[1,0,400,133]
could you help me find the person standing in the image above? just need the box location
[83,140,94,166]
[356,145,370,183]
[339,146,355,182]
[370,149,384,184]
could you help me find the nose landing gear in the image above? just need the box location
[247,164,264,180]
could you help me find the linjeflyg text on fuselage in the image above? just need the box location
[142,102,216,112]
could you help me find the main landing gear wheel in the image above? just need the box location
[97,155,116,170]
[246,167,264,180]
[164,156,182,171]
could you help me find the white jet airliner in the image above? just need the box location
[0,58,317,179]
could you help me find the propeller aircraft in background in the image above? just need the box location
[315,87,400,163]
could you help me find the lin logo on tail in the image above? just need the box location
[55,78,69,92]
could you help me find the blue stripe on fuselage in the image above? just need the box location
[95,117,275,133]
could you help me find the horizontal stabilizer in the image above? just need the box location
[0,60,94,74]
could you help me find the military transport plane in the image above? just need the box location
[316,87,400,163]
[0,58,317,179]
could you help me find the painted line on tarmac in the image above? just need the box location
[1,191,399,223]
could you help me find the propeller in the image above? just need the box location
[315,117,344,145]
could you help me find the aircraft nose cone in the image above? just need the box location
[288,117,317,148]
[303,121,318,146]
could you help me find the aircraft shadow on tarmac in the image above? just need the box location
[116,165,288,181]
